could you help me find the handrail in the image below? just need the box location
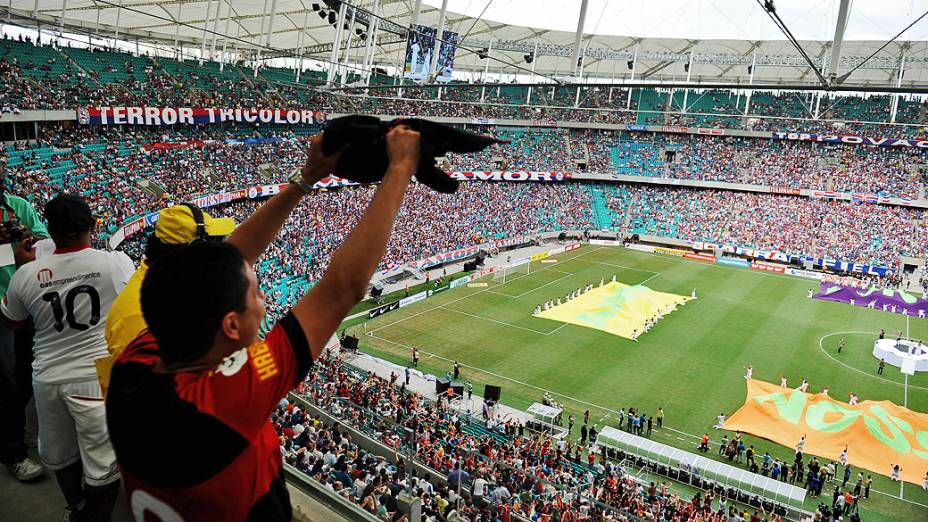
[282,463,382,522]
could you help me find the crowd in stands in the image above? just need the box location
[274,349,789,521]
[611,185,928,267]
[4,119,925,320]
[3,33,928,141]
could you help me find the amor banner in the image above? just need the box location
[724,379,928,485]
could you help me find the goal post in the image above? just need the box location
[493,258,531,284]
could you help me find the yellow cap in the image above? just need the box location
[154,205,236,245]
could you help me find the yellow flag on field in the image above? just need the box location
[536,282,691,339]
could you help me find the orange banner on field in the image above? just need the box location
[724,379,928,485]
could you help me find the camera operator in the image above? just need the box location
[0,164,49,483]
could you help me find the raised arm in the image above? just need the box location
[226,136,339,265]
[292,125,420,356]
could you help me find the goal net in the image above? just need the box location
[493,258,531,284]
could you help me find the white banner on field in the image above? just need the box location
[589,239,623,246]
[450,275,474,289]
[399,291,429,308]
[786,268,826,280]
[626,244,656,253]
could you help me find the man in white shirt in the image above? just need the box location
[0,194,134,522]
[472,472,487,502]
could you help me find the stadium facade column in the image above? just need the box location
[681,51,693,113]
[480,42,491,102]
[199,0,212,65]
[411,0,422,27]
[173,2,182,61]
[295,9,308,81]
[572,0,590,79]
[890,48,907,123]
[254,0,269,73]
[827,0,851,83]
[58,0,67,33]
[608,58,615,103]
[363,0,382,85]
[327,0,348,84]
[339,5,357,85]
[219,0,234,72]
[265,0,278,48]
[743,50,757,116]
[526,41,538,104]
[626,44,638,110]
[429,0,449,79]
[113,0,122,44]
[209,0,225,59]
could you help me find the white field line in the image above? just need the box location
[818,332,928,391]
[367,247,603,334]
[437,305,556,335]
[586,259,660,275]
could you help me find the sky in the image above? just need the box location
[424,0,928,41]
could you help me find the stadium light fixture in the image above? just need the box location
[524,53,533,64]
[626,60,634,70]
[478,48,489,60]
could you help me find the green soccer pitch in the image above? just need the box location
[347,245,928,521]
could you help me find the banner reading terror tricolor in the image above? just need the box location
[724,379,928,485]
[77,107,327,126]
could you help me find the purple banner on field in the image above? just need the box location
[814,283,928,317]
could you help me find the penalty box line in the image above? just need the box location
[366,247,604,335]
[361,333,928,509]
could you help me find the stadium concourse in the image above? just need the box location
[3,1,928,521]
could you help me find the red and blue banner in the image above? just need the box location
[78,107,326,126]
[772,131,928,149]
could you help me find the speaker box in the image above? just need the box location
[484,385,501,402]
[435,378,450,394]
[463,261,478,271]
[451,382,464,396]
[340,335,359,351]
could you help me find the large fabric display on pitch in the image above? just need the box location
[814,283,928,317]
[536,282,691,339]
[724,379,928,485]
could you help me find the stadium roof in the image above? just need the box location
[4,0,928,89]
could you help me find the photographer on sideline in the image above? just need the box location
[107,126,422,521]
[0,164,48,482]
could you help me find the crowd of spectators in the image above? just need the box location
[273,349,788,522]
[4,33,928,140]
[4,120,925,322]
[612,185,928,267]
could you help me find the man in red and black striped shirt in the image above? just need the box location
[106,127,422,521]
